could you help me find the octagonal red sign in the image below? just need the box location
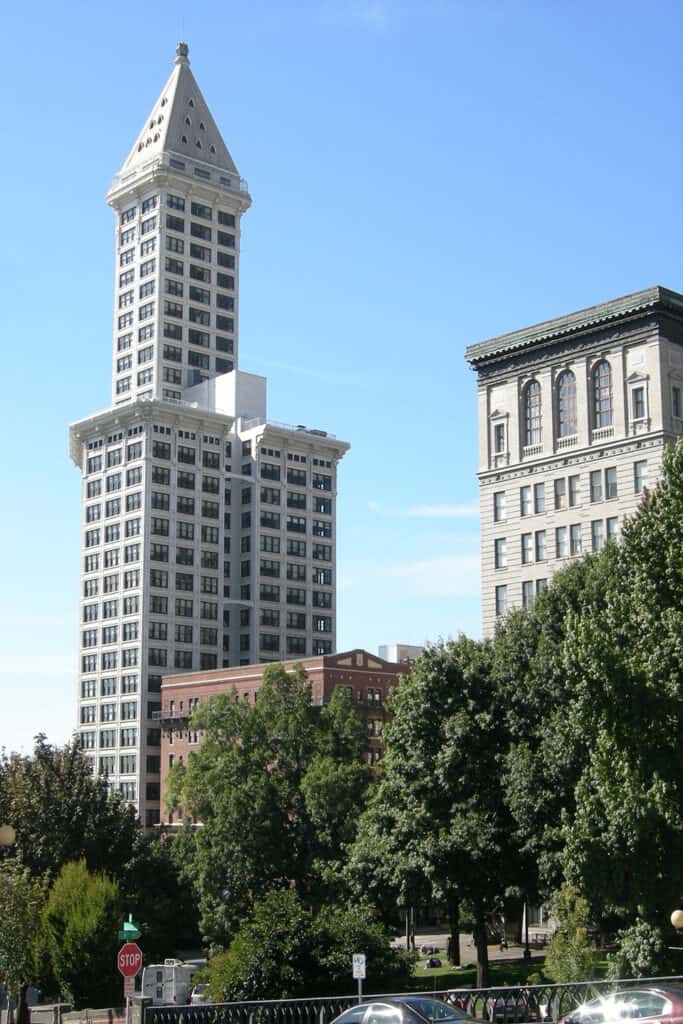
[117,942,143,977]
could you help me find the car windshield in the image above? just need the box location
[400,998,467,1021]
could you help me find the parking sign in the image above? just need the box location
[352,954,366,979]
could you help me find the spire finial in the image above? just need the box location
[175,41,189,65]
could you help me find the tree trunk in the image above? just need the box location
[15,986,29,1024]
[447,896,461,967]
[473,904,490,988]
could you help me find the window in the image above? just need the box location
[533,482,545,514]
[632,386,645,420]
[605,466,618,499]
[287,492,306,510]
[606,516,619,541]
[520,486,531,517]
[568,474,580,507]
[590,470,602,502]
[535,530,546,561]
[557,370,577,437]
[591,519,604,552]
[493,422,506,455]
[634,459,648,494]
[555,526,568,558]
[312,473,332,491]
[521,581,534,611]
[493,491,506,522]
[554,478,566,510]
[570,523,582,556]
[521,534,532,566]
[593,361,613,428]
[524,380,542,446]
[494,538,507,569]
[674,386,682,419]
[495,585,507,617]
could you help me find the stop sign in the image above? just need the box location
[117,942,143,977]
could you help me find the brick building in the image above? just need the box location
[158,649,411,814]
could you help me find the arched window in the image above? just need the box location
[557,370,577,437]
[593,361,613,428]
[524,380,542,446]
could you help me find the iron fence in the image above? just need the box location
[143,974,683,1024]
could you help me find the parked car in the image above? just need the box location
[562,989,683,1024]
[332,997,477,1024]
[190,984,209,1005]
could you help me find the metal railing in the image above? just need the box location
[143,975,683,1024]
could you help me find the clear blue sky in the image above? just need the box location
[1,0,681,755]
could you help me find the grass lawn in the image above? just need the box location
[408,953,609,991]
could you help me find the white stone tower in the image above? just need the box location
[69,45,349,826]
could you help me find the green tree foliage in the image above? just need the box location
[205,889,413,1001]
[120,835,201,963]
[41,860,122,1008]
[0,860,46,1024]
[177,664,372,946]
[543,884,594,983]
[0,737,138,881]
[558,442,683,921]
[607,920,671,979]
[492,555,611,901]
[349,638,515,986]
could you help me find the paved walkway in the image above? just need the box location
[393,932,548,964]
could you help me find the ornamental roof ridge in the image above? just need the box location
[114,43,239,181]
[465,285,683,369]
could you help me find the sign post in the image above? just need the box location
[118,941,143,1024]
[352,953,366,1004]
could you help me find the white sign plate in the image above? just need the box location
[352,953,366,979]
[124,976,135,998]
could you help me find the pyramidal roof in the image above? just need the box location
[118,43,239,177]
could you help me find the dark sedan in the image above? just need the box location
[562,988,683,1024]
[333,997,477,1024]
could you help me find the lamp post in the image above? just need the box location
[671,910,683,931]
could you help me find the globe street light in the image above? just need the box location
[671,909,683,931]
[0,824,16,847]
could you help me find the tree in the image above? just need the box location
[0,737,138,881]
[120,834,201,963]
[349,638,516,986]
[558,442,683,922]
[204,889,413,1001]
[607,920,671,979]
[178,663,372,946]
[41,860,121,1008]
[543,884,594,983]
[0,860,46,1024]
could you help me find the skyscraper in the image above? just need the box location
[69,44,350,826]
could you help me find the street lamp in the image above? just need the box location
[0,824,16,847]
[671,910,683,931]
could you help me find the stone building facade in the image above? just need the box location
[466,286,683,635]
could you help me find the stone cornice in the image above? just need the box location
[69,398,235,467]
[465,286,683,371]
[477,430,671,484]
